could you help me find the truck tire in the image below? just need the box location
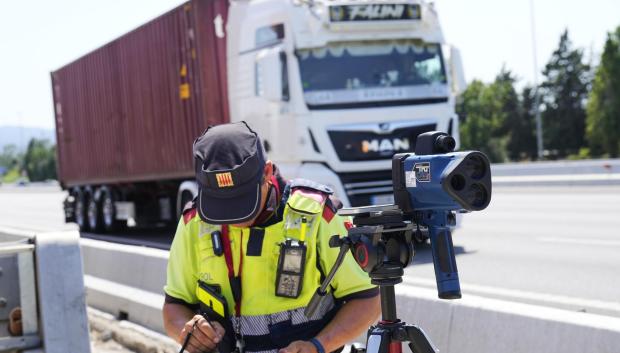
[87,191,103,233]
[74,189,90,232]
[101,187,122,233]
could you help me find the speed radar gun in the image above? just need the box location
[305,131,492,353]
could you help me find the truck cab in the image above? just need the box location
[227,0,466,206]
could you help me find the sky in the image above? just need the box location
[0,0,618,129]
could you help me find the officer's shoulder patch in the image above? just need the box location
[322,196,342,223]
[286,179,332,215]
[182,198,198,225]
[289,178,334,195]
[287,179,341,219]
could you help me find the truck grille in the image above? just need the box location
[337,170,393,207]
[328,123,436,162]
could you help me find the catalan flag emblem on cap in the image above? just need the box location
[216,172,234,187]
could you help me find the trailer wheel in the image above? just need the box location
[87,192,103,233]
[101,187,122,233]
[74,189,90,232]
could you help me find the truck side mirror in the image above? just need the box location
[256,48,287,102]
[447,46,467,96]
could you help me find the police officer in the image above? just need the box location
[163,122,380,353]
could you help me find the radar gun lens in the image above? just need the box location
[466,183,488,209]
[464,155,487,179]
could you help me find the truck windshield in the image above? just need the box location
[296,40,448,108]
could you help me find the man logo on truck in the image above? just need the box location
[362,138,410,154]
[216,172,234,187]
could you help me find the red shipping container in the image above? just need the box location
[51,0,229,187]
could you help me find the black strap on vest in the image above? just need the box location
[247,228,265,256]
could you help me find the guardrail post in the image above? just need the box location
[35,231,91,353]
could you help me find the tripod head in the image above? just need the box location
[335,205,413,286]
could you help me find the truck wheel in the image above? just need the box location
[74,189,90,232]
[101,187,122,233]
[87,193,103,233]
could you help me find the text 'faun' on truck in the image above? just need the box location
[52,0,465,233]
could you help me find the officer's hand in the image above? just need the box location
[180,315,225,353]
[279,340,318,353]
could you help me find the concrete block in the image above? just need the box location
[84,275,166,333]
[80,239,169,334]
[80,238,168,294]
[395,284,620,353]
[35,231,91,353]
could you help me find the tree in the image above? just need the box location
[506,85,538,160]
[586,26,620,157]
[0,144,20,169]
[457,68,523,163]
[490,67,527,160]
[540,29,591,158]
[22,139,57,181]
[458,80,496,160]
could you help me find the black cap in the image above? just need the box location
[193,122,266,224]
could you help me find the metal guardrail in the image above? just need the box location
[0,235,39,353]
[0,243,35,255]
[0,231,91,353]
[492,158,620,186]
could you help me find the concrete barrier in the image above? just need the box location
[80,238,620,352]
[394,285,620,353]
[492,159,620,176]
[80,238,168,332]
[492,159,620,186]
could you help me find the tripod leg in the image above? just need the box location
[405,325,437,353]
[365,326,404,353]
[388,342,402,353]
[365,327,391,353]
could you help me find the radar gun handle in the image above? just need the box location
[425,211,462,300]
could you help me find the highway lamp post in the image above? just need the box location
[530,0,544,160]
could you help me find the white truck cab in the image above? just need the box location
[226,0,466,206]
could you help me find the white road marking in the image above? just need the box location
[403,277,620,314]
[537,237,620,247]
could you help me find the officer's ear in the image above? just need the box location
[263,160,274,182]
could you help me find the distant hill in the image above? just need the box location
[0,126,56,151]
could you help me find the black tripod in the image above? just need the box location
[305,205,437,353]
[364,278,436,353]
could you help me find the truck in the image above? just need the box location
[52,0,466,233]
